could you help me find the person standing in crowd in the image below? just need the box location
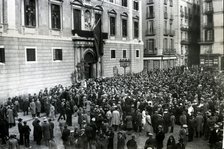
[23,98,29,116]
[7,106,15,128]
[32,117,39,142]
[17,118,23,145]
[61,125,70,149]
[49,104,55,121]
[112,107,120,131]
[35,120,42,145]
[144,112,152,136]
[176,138,185,149]
[179,112,187,126]
[179,124,188,147]
[126,134,137,149]
[30,99,36,118]
[167,135,176,149]
[170,112,175,133]
[23,121,31,148]
[0,117,9,145]
[42,118,51,146]
[125,114,133,134]
[59,117,66,133]
[36,99,41,117]
[196,112,204,138]
[49,119,54,139]
[117,131,126,149]
[8,135,19,149]
[57,99,66,121]
[144,133,156,149]
[156,125,165,149]
[188,116,196,142]
[209,124,220,149]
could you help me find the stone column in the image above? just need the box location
[7,0,16,31]
[128,0,133,40]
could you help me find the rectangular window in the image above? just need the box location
[51,4,61,30]
[123,50,127,58]
[110,16,116,36]
[0,48,5,63]
[146,21,154,34]
[53,49,63,61]
[136,50,139,58]
[122,0,127,7]
[134,21,139,38]
[111,50,116,59]
[73,9,81,30]
[24,0,36,27]
[146,39,155,53]
[146,6,154,18]
[133,1,139,11]
[26,48,36,62]
[170,0,173,7]
[122,19,127,37]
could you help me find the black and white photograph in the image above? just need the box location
[0,0,223,149]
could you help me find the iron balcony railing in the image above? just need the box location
[145,29,156,36]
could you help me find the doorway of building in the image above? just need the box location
[84,51,96,79]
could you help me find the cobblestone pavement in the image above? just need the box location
[0,112,210,149]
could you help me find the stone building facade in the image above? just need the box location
[0,0,143,100]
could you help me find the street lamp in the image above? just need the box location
[119,59,131,75]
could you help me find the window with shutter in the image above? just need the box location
[24,0,36,27]
[134,21,139,38]
[110,16,116,36]
[122,19,127,37]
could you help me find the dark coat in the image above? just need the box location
[117,134,126,149]
[23,125,31,136]
[126,139,137,149]
[156,131,165,149]
[35,124,42,142]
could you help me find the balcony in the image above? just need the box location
[169,30,175,36]
[181,39,190,45]
[145,29,156,36]
[147,0,154,4]
[144,49,157,56]
[164,12,168,19]
[163,48,176,55]
[170,15,174,21]
[198,38,214,45]
[204,8,214,15]
[180,25,189,31]
[146,12,155,19]
[164,29,169,36]
[180,11,184,17]
[203,23,213,29]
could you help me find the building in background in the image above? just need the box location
[199,0,224,70]
[0,0,143,100]
[175,0,200,67]
[142,0,177,70]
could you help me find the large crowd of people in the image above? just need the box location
[0,66,223,149]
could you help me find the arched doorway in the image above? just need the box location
[84,51,97,79]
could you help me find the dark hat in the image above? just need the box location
[18,118,23,122]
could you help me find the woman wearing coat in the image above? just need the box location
[112,107,120,131]
[144,112,153,135]
[42,118,51,146]
[30,99,36,118]
[36,99,41,117]
[7,106,15,128]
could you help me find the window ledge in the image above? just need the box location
[53,60,62,62]
[110,36,115,40]
[122,37,127,40]
[51,30,61,36]
[0,62,5,65]
[23,27,36,34]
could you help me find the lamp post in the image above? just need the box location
[119,59,131,75]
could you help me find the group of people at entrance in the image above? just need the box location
[0,66,223,149]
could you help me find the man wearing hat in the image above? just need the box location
[144,133,156,149]
[156,125,165,149]
[8,134,19,149]
[23,121,31,148]
[126,134,137,149]
[18,118,23,145]
[42,117,51,146]
[179,124,188,146]
[117,131,126,149]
